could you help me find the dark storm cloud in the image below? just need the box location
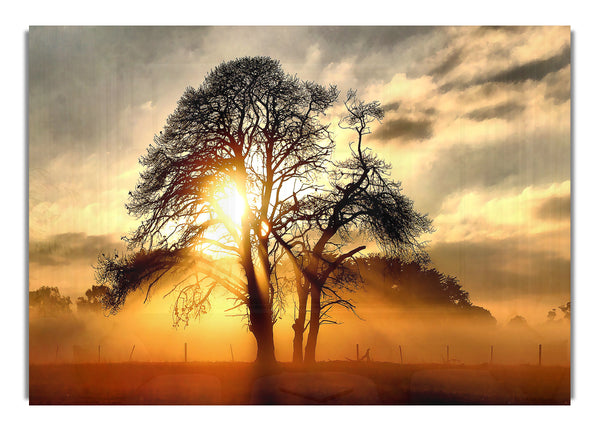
[373,117,434,142]
[29,232,125,267]
[416,136,570,214]
[535,196,571,220]
[464,101,525,121]
[428,237,570,300]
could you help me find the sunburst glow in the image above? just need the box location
[216,183,246,226]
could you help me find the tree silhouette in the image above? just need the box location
[352,255,495,322]
[361,257,469,306]
[76,285,109,313]
[29,286,72,317]
[96,57,338,365]
[275,91,433,363]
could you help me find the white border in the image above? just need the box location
[5,2,599,430]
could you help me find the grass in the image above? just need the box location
[28,361,570,405]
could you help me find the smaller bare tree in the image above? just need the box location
[276,90,433,363]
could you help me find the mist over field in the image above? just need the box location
[29,282,570,366]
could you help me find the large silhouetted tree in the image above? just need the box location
[275,91,433,363]
[96,57,338,365]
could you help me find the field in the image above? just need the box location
[29,361,570,405]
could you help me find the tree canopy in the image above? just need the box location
[96,57,441,365]
[97,57,340,364]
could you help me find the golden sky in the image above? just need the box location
[28,26,571,324]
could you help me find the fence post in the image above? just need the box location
[230,344,234,362]
[399,345,403,365]
[98,345,101,363]
[538,344,542,366]
[129,345,135,361]
[446,345,449,364]
[185,342,188,363]
[490,345,494,364]
[356,344,359,361]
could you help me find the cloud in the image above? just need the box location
[428,236,570,301]
[27,26,440,172]
[428,49,464,78]
[535,195,571,220]
[474,26,530,35]
[464,101,526,121]
[478,44,570,85]
[429,181,570,245]
[436,39,570,94]
[29,232,125,267]
[28,27,215,168]
[381,101,400,113]
[414,136,570,214]
[311,26,435,60]
[373,117,434,142]
[544,66,571,104]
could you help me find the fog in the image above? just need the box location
[313,304,570,366]
[29,284,570,366]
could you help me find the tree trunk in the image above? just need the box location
[247,272,276,366]
[250,310,276,365]
[235,166,276,367]
[304,282,321,364]
[292,284,309,363]
[243,252,276,366]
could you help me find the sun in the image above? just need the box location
[215,183,246,227]
[192,183,247,255]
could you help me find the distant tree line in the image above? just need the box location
[29,254,494,324]
[29,286,72,316]
[29,258,491,321]
[29,285,109,316]
[346,255,496,321]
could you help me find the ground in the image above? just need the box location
[28,361,570,405]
